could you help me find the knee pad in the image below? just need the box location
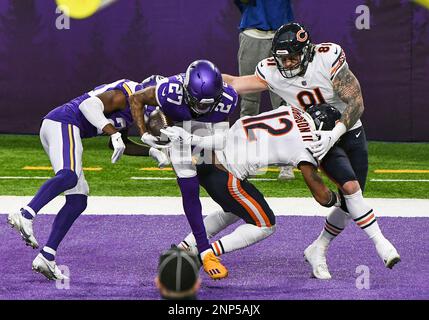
[64,174,89,196]
[56,169,78,190]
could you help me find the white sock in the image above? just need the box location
[179,211,240,249]
[215,223,276,255]
[343,189,383,243]
[318,207,352,245]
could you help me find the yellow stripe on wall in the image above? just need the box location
[414,0,429,9]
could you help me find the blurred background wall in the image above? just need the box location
[0,0,428,141]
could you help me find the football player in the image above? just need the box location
[7,78,167,280]
[129,60,239,280]
[222,23,400,279]
[162,104,341,266]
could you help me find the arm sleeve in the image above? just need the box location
[318,43,348,82]
[78,96,110,131]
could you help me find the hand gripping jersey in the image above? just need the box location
[256,43,362,131]
[216,105,317,180]
[44,79,141,138]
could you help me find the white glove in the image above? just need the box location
[141,132,170,149]
[111,132,125,163]
[160,126,192,144]
[310,123,346,161]
[149,147,170,168]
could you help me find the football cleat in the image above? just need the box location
[178,241,199,256]
[304,241,332,280]
[32,253,69,281]
[202,252,228,280]
[278,166,295,180]
[7,211,39,249]
[375,239,401,269]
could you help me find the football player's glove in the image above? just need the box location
[111,132,125,163]
[149,147,170,168]
[160,126,192,144]
[141,132,170,149]
[310,123,346,161]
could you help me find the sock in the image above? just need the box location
[318,207,352,245]
[41,246,56,261]
[177,177,210,254]
[211,240,226,256]
[343,189,383,242]
[45,194,87,251]
[180,211,240,250]
[26,169,78,214]
[21,206,36,220]
[216,223,276,254]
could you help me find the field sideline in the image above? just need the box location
[0,134,428,199]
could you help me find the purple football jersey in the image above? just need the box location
[44,79,139,138]
[155,73,238,123]
[141,75,165,118]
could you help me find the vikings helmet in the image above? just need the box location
[183,60,223,116]
[271,23,314,78]
[306,103,341,131]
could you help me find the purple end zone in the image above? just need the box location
[0,214,428,300]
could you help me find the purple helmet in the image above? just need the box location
[183,60,223,116]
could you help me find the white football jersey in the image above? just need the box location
[216,106,317,180]
[256,43,362,131]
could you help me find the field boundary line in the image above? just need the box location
[0,196,427,217]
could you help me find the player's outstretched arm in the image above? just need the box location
[129,86,158,136]
[222,74,268,95]
[333,64,365,130]
[298,162,340,207]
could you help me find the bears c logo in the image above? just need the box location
[296,29,308,43]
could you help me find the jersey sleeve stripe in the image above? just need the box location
[123,83,132,97]
[330,53,347,80]
[256,66,266,80]
[331,49,343,67]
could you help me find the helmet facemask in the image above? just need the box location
[183,85,222,116]
[273,44,312,78]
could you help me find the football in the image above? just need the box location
[146,108,173,140]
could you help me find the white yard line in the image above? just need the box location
[0,176,51,180]
[3,176,429,183]
[130,177,277,181]
[0,196,427,217]
[370,179,429,182]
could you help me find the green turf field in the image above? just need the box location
[0,134,428,198]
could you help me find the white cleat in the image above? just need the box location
[304,242,332,280]
[278,166,295,180]
[376,239,401,269]
[7,211,39,249]
[32,254,69,281]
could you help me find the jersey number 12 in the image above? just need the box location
[242,111,293,141]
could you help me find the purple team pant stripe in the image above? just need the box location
[61,123,71,170]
